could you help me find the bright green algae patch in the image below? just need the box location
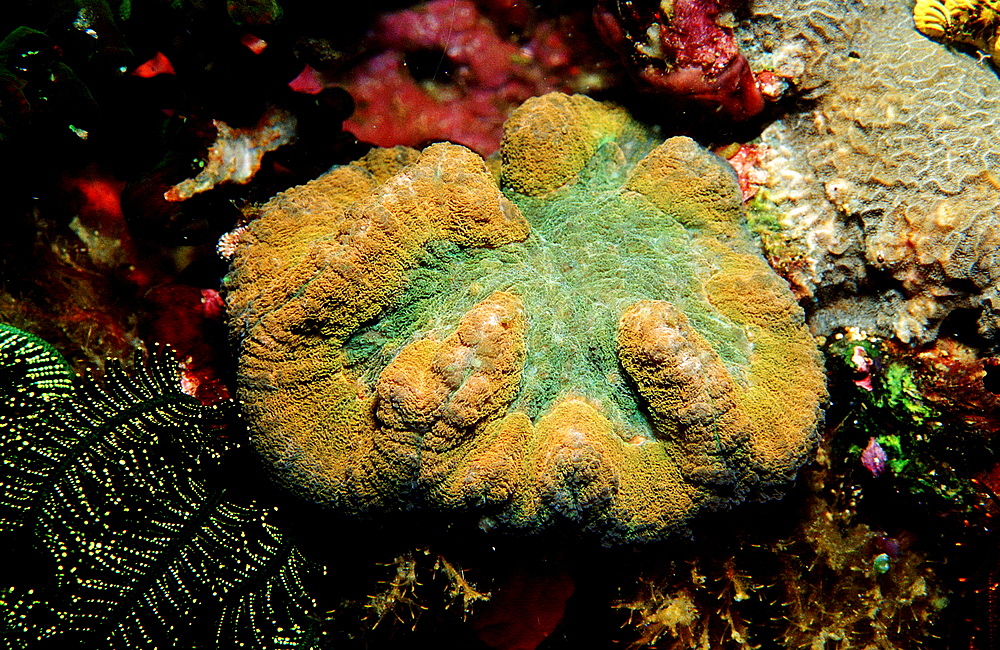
[344,139,752,440]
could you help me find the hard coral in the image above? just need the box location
[914,0,1000,64]
[741,0,1000,343]
[593,0,764,120]
[337,0,612,156]
[225,93,825,544]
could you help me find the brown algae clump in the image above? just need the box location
[224,93,826,543]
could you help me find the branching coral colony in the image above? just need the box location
[224,92,826,544]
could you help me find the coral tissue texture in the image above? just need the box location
[744,0,1000,343]
[225,93,825,543]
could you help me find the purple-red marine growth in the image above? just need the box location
[593,0,764,120]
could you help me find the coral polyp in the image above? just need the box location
[914,0,1000,63]
[225,93,826,543]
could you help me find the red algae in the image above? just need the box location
[593,0,763,120]
[337,0,613,156]
[132,51,176,78]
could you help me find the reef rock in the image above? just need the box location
[224,93,825,543]
[741,0,1000,343]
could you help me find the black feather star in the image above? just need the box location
[0,323,330,649]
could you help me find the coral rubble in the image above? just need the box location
[616,437,950,649]
[741,0,1000,343]
[225,92,825,543]
[777,487,946,649]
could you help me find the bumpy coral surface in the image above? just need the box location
[741,0,1000,343]
[225,93,825,543]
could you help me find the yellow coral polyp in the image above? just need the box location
[914,0,1000,63]
[914,0,950,37]
[226,93,826,543]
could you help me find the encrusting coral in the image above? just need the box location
[739,0,1000,344]
[224,92,826,543]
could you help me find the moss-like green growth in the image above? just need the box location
[745,190,786,252]
[825,330,991,508]
[875,362,938,426]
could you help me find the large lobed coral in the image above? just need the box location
[740,0,1000,343]
[224,93,825,543]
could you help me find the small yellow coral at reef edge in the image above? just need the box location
[914,0,1000,63]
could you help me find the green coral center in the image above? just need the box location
[345,141,752,439]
